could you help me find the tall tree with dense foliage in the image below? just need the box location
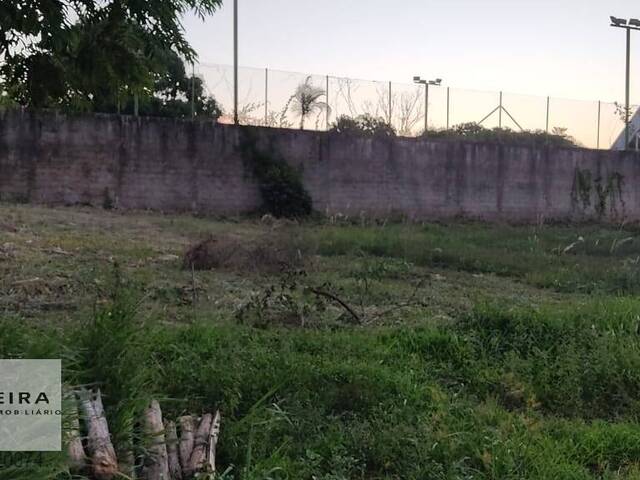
[0,0,223,115]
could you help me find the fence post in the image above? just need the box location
[424,83,429,134]
[597,100,601,149]
[326,75,330,130]
[499,91,503,128]
[545,96,550,133]
[446,87,450,129]
[264,68,268,126]
[388,81,392,125]
[191,63,196,118]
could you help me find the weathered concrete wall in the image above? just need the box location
[1,109,640,222]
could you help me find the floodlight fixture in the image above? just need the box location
[413,75,443,134]
[611,16,627,27]
[610,15,637,149]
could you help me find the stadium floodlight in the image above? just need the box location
[610,15,639,149]
[233,0,238,125]
[413,75,443,133]
[611,16,627,26]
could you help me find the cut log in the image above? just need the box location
[165,420,182,480]
[187,414,212,476]
[141,400,170,480]
[206,411,221,473]
[66,399,86,472]
[178,415,195,476]
[119,449,137,480]
[78,389,119,480]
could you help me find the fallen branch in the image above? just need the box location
[308,287,361,324]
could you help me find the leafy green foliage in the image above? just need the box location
[424,122,580,147]
[6,295,640,478]
[423,122,580,147]
[330,114,397,138]
[1,0,222,115]
[240,131,313,218]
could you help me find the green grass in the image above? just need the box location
[3,204,640,479]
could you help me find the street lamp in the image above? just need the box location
[413,76,442,134]
[610,16,640,149]
[233,0,239,125]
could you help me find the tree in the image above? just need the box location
[1,0,222,110]
[288,77,329,130]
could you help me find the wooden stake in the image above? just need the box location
[206,411,221,473]
[178,415,195,476]
[187,414,212,475]
[165,420,183,480]
[66,400,86,472]
[141,400,170,480]
[78,389,119,480]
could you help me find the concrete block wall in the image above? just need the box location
[1,109,639,222]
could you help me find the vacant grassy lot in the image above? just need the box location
[3,203,640,479]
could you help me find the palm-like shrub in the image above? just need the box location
[288,76,329,130]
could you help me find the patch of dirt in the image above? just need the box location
[183,232,306,273]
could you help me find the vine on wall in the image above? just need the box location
[238,129,313,218]
[571,168,625,218]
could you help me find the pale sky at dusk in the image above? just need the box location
[184,0,640,103]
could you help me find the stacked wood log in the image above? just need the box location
[69,389,221,480]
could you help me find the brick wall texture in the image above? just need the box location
[2,109,639,222]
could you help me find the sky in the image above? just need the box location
[183,0,640,104]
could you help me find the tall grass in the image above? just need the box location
[3,290,640,478]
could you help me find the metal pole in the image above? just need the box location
[446,87,450,129]
[498,91,503,128]
[388,81,392,125]
[191,63,196,118]
[134,93,139,117]
[264,68,268,125]
[424,83,429,134]
[233,0,239,125]
[625,27,631,149]
[597,100,601,149]
[326,75,330,130]
[545,96,550,133]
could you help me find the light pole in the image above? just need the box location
[610,16,640,149]
[233,0,239,125]
[413,76,442,135]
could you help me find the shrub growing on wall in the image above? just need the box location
[330,114,396,138]
[239,130,313,218]
[424,122,580,147]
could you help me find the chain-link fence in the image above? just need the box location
[196,62,632,150]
